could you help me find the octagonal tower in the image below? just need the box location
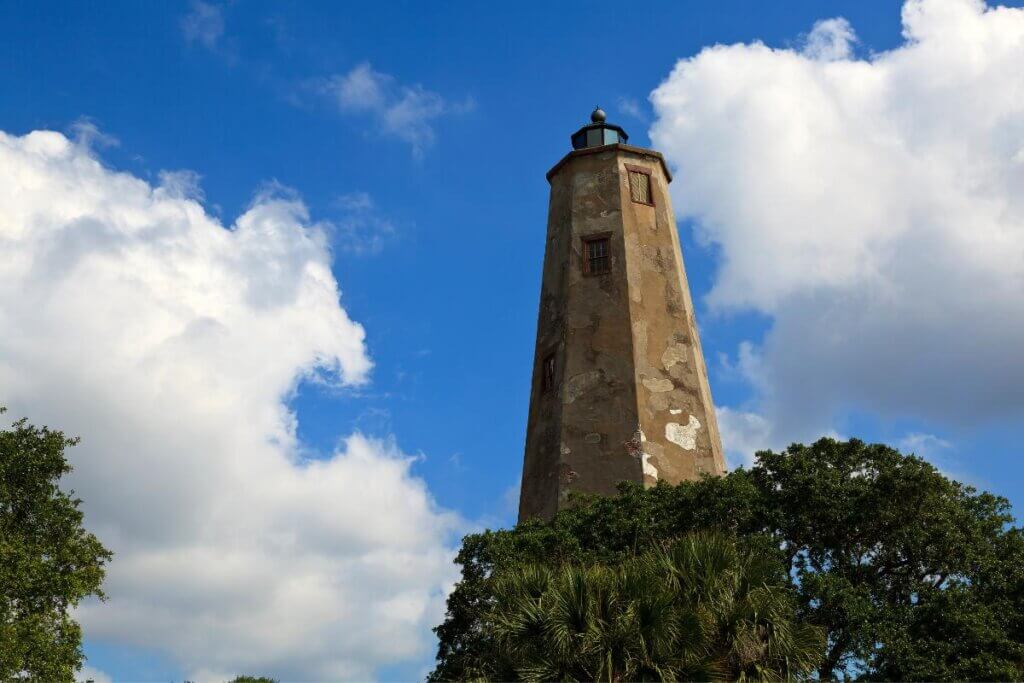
[518,108,726,521]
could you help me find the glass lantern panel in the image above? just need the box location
[603,128,619,145]
[586,128,602,147]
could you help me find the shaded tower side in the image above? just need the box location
[518,163,572,521]
[520,146,642,522]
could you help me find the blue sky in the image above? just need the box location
[3,0,1024,680]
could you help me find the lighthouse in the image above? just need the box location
[519,107,726,521]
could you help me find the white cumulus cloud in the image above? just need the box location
[651,0,1024,447]
[802,18,857,61]
[715,407,772,469]
[0,129,459,680]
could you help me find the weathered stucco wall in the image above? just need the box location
[519,144,725,522]
[617,152,726,485]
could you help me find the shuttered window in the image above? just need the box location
[628,169,653,205]
[584,237,610,275]
[541,353,556,393]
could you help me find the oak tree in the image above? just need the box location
[0,409,112,682]
[430,438,1023,681]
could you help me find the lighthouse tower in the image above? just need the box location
[518,108,726,521]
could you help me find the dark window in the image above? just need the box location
[584,236,610,275]
[628,169,653,205]
[541,353,556,393]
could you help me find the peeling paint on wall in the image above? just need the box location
[666,363,688,381]
[624,426,659,480]
[666,415,701,450]
[632,320,648,360]
[564,370,603,404]
[661,343,689,368]
[641,451,659,479]
[650,393,671,411]
[642,377,674,393]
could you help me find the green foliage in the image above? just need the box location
[487,533,823,682]
[430,438,1024,681]
[228,677,279,683]
[865,527,1024,681]
[0,408,113,682]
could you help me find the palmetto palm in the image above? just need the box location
[488,533,823,682]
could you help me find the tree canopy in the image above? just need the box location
[430,438,1024,681]
[0,409,112,682]
[487,532,822,681]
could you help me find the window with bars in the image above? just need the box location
[583,236,610,275]
[541,353,556,393]
[628,169,653,205]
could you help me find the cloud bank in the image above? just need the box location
[0,129,458,680]
[651,0,1024,458]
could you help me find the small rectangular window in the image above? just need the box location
[541,353,556,393]
[628,169,653,205]
[583,236,610,275]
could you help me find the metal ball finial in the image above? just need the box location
[590,106,606,123]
